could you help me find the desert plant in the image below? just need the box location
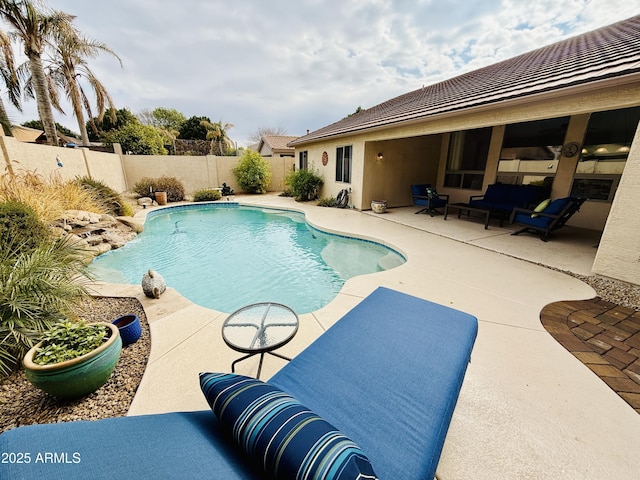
[0,235,93,377]
[0,200,51,255]
[0,171,104,224]
[232,150,272,194]
[285,169,324,201]
[32,321,108,365]
[193,188,222,202]
[75,176,132,216]
[133,176,185,202]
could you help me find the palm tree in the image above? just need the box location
[46,28,121,146]
[199,119,234,155]
[0,28,21,136]
[0,0,74,146]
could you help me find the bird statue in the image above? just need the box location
[141,269,166,299]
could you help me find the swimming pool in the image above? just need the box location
[89,204,405,314]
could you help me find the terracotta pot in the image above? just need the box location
[23,323,122,399]
[155,191,167,205]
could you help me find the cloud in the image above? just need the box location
[5,0,638,146]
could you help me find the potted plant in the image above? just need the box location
[23,321,122,399]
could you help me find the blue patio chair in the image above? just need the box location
[411,183,449,216]
[510,197,585,241]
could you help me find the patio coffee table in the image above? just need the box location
[444,202,492,229]
[222,302,299,379]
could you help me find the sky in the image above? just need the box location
[5,0,640,147]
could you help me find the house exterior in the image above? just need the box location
[257,135,299,157]
[289,15,640,285]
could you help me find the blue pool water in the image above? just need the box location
[89,204,405,314]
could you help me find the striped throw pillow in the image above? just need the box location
[199,372,378,480]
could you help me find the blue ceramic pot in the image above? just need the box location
[112,314,142,346]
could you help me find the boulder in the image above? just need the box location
[116,216,144,233]
[102,232,127,249]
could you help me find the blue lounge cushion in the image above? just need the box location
[0,411,263,479]
[269,287,478,479]
[200,372,378,480]
[544,197,571,215]
[513,212,552,227]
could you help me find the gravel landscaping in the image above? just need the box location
[0,296,149,434]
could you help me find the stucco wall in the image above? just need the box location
[362,135,442,208]
[592,122,640,284]
[1,136,91,182]
[0,137,288,196]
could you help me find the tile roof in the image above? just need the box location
[291,15,640,146]
[261,135,299,151]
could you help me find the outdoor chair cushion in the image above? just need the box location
[411,183,449,212]
[542,197,572,215]
[470,183,546,213]
[269,287,478,479]
[200,372,377,480]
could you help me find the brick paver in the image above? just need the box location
[541,297,640,414]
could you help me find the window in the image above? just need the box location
[497,117,568,188]
[444,127,492,189]
[299,151,308,170]
[571,106,640,202]
[336,146,352,183]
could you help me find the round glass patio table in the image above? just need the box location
[222,302,299,379]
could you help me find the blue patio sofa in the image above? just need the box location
[469,183,547,221]
[0,287,477,480]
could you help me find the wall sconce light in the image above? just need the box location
[377,152,383,161]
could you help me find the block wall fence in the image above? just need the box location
[0,136,294,195]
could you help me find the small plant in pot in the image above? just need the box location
[23,321,122,400]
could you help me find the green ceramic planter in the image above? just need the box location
[23,323,122,399]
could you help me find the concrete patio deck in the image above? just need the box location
[92,195,640,480]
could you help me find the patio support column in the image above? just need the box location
[552,114,590,198]
[592,120,640,283]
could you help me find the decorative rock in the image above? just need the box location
[89,215,101,224]
[141,269,166,299]
[116,216,144,233]
[100,214,116,223]
[137,197,153,206]
[86,235,105,246]
[102,232,127,249]
[67,234,90,248]
[90,243,112,255]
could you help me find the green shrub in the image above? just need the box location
[285,169,324,201]
[0,235,92,377]
[133,176,185,202]
[232,150,272,194]
[193,188,222,202]
[33,321,108,365]
[75,176,131,216]
[317,197,337,207]
[0,201,51,256]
